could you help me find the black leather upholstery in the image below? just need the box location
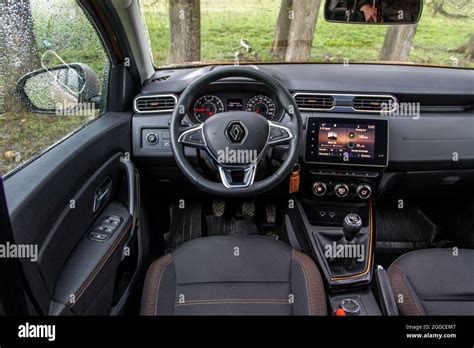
[388,248,474,315]
[141,236,327,315]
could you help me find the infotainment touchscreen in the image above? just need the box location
[305,117,389,167]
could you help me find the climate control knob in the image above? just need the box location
[356,184,372,200]
[312,182,327,196]
[334,183,350,198]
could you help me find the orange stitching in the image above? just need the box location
[292,252,312,315]
[174,299,289,307]
[72,220,132,305]
[153,257,173,315]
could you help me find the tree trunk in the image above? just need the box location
[452,33,474,58]
[285,0,321,62]
[380,24,418,62]
[270,0,293,59]
[1,0,40,114]
[431,0,443,17]
[168,0,201,65]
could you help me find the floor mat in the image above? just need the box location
[374,198,474,268]
[164,200,202,252]
[205,215,258,236]
[376,200,446,268]
[165,198,285,249]
[376,200,452,250]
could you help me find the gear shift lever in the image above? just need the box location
[342,213,362,242]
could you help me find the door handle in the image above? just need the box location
[93,176,112,213]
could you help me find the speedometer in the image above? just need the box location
[245,95,277,120]
[193,95,224,122]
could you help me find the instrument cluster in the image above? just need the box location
[190,92,282,123]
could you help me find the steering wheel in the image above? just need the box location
[170,66,302,197]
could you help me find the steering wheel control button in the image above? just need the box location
[268,122,294,146]
[269,127,284,142]
[178,125,206,148]
[146,132,159,145]
[312,182,327,196]
[269,127,289,142]
[225,121,247,144]
[340,299,361,316]
[356,184,372,199]
[334,183,350,198]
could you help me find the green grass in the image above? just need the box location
[142,0,474,68]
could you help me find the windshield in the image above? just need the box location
[140,0,474,69]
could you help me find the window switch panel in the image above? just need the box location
[88,215,122,242]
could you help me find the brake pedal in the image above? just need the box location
[212,199,226,217]
[242,201,255,220]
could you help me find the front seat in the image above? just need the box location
[387,248,474,315]
[141,236,327,315]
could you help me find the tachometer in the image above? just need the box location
[245,95,277,120]
[193,95,224,122]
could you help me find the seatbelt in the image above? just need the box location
[0,179,40,315]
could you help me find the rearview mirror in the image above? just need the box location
[324,0,423,24]
[16,63,100,114]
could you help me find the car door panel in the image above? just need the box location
[50,201,132,315]
[38,152,123,295]
[4,111,137,315]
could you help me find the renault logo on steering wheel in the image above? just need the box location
[225,121,247,144]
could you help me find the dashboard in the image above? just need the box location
[131,63,474,201]
[133,64,474,173]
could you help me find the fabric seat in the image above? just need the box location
[388,248,474,315]
[141,235,327,315]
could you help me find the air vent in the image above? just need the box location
[352,96,396,112]
[293,93,335,111]
[134,94,177,113]
[151,75,170,82]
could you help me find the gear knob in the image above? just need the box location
[343,213,362,241]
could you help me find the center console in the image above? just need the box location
[292,115,389,315]
[302,116,388,204]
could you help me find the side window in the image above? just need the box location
[0,0,110,177]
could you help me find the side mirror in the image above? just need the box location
[16,63,100,114]
[324,0,423,24]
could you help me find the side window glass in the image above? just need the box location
[0,0,110,176]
